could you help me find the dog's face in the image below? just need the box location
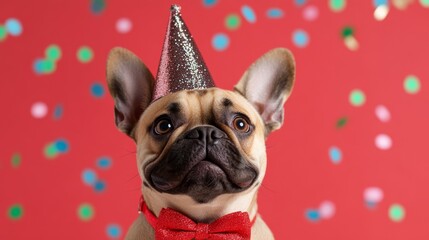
[106,47,295,218]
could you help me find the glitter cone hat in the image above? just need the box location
[152,4,215,101]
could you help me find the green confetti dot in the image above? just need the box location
[0,25,7,41]
[349,89,366,107]
[421,0,429,7]
[404,75,421,94]
[389,204,405,222]
[77,46,94,63]
[341,26,354,38]
[330,0,346,12]
[8,204,24,220]
[44,143,59,159]
[336,117,348,128]
[41,59,56,73]
[45,44,62,61]
[225,14,241,30]
[11,153,21,168]
[78,203,94,221]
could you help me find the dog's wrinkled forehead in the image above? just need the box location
[137,88,263,134]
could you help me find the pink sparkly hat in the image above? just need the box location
[152,4,215,101]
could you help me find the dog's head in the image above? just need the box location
[106,47,295,219]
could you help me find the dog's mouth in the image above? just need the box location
[145,127,258,203]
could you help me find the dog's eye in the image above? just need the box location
[233,117,250,133]
[154,119,174,135]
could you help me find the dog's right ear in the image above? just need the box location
[106,47,154,139]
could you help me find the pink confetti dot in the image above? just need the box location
[319,201,335,219]
[116,18,132,34]
[375,105,391,122]
[31,102,48,119]
[303,5,319,21]
[375,134,392,150]
[364,187,384,203]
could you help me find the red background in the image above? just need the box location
[1,0,429,239]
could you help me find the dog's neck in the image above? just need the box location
[142,184,259,223]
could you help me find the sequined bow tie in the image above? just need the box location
[139,197,254,240]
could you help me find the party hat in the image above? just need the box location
[152,4,215,101]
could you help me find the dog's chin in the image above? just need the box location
[150,160,257,203]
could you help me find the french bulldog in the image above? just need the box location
[106,46,295,239]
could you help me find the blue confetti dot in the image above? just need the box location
[267,8,284,19]
[91,0,106,14]
[329,146,342,164]
[241,5,256,23]
[305,209,321,222]
[365,200,378,209]
[373,0,388,6]
[292,30,309,48]
[97,156,112,169]
[107,224,122,239]
[33,58,44,74]
[203,0,218,7]
[53,104,63,120]
[94,180,106,192]
[212,33,229,51]
[55,139,69,153]
[295,0,307,6]
[82,169,97,186]
[5,18,23,36]
[91,82,105,98]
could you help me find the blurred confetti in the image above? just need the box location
[241,5,257,23]
[292,29,309,48]
[225,14,241,30]
[375,105,391,122]
[266,8,284,19]
[77,46,94,63]
[389,204,406,222]
[212,33,229,51]
[375,134,392,150]
[329,146,342,164]
[364,187,384,208]
[404,75,421,94]
[349,89,366,107]
[78,203,95,221]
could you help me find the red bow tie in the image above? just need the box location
[139,196,254,240]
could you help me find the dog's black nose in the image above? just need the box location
[184,126,227,143]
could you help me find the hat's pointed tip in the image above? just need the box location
[171,4,181,15]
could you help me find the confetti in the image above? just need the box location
[91,0,106,14]
[421,0,429,7]
[11,153,21,168]
[53,104,64,120]
[78,203,95,221]
[330,0,346,12]
[77,46,94,63]
[389,204,405,222]
[94,180,106,192]
[341,26,359,51]
[225,14,241,30]
[373,0,389,6]
[375,134,392,150]
[295,0,307,6]
[5,18,22,36]
[8,204,24,220]
[336,116,348,128]
[393,0,413,9]
[319,201,336,219]
[97,156,112,169]
[305,209,321,222]
[44,142,59,159]
[31,102,48,118]
[329,146,342,164]
[266,8,284,19]
[404,75,421,94]
[55,139,69,153]
[107,224,122,239]
[45,44,62,61]
[116,18,132,34]
[349,89,366,107]
[203,0,218,7]
[212,33,229,51]
[0,25,7,41]
[364,187,384,204]
[374,5,390,21]
[91,82,105,98]
[241,5,256,23]
[303,5,319,21]
[292,30,309,48]
[82,169,97,186]
[375,105,391,122]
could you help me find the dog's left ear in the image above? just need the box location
[234,48,295,135]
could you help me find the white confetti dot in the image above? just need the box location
[375,105,391,122]
[31,102,48,119]
[374,5,389,21]
[364,187,384,203]
[319,201,335,219]
[375,134,392,150]
[303,5,319,21]
[116,18,132,34]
